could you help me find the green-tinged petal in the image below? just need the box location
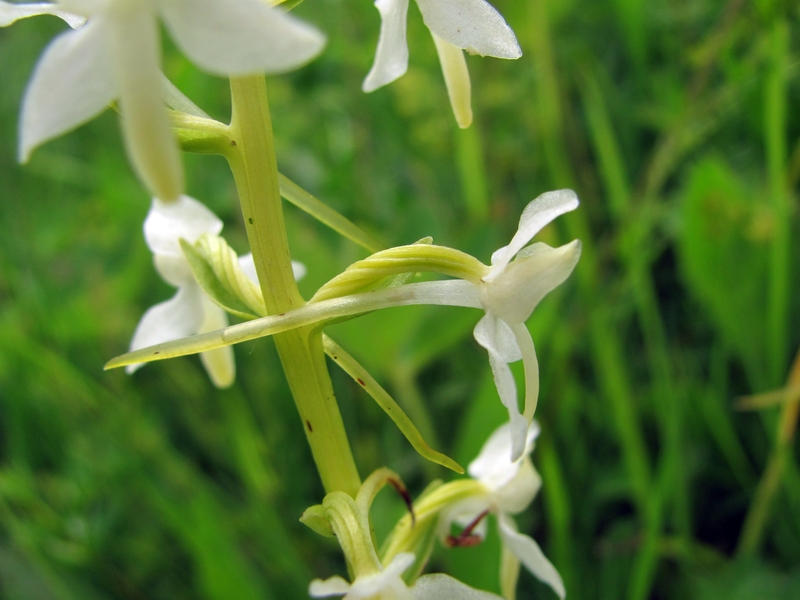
[497,513,565,599]
[300,505,335,538]
[321,492,382,576]
[279,174,384,253]
[355,467,406,517]
[309,575,351,597]
[0,1,84,27]
[180,236,267,320]
[106,280,482,370]
[510,322,539,423]
[432,33,472,129]
[108,10,184,201]
[323,336,463,473]
[499,543,520,600]
[363,0,410,92]
[162,74,211,118]
[19,19,115,162]
[197,297,236,388]
[413,573,505,600]
[415,0,521,59]
[161,0,325,75]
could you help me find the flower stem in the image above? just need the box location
[226,75,360,497]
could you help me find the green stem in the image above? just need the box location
[225,75,360,497]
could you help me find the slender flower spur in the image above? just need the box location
[2,0,325,201]
[440,421,565,599]
[363,0,521,127]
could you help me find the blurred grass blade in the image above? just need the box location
[279,174,384,253]
[322,334,464,474]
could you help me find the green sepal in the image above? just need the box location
[300,504,335,538]
[323,335,464,474]
[171,111,232,155]
[180,235,267,320]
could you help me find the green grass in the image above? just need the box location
[1,0,799,598]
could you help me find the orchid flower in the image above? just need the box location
[106,190,580,457]
[363,0,522,127]
[440,421,565,599]
[2,0,325,202]
[127,194,304,388]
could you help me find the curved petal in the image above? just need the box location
[415,0,521,59]
[309,575,350,597]
[107,10,184,201]
[473,313,528,460]
[161,0,325,76]
[510,322,539,422]
[431,33,472,128]
[144,196,223,257]
[198,297,235,388]
[125,285,205,374]
[484,240,581,324]
[413,573,504,599]
[363,0,410,92]
[468,420,540,490]
[493,458,541,514]
[488,189,579,276]
[0,2,84,28]
[19,19,116,162]
[497,514,565,599]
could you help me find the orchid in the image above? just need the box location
[127,194,304,388]
[106,190,581,458]
[363,0,522,128]
[2,0,325,201]
[440,421,565,599]
[310,551,505,600]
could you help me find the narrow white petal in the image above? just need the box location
[488,190,580,275]
[144,196,223,257]
[309,575,351,597]
[19,20,116,162]
[483,240,581,324]
[468,420,540,490]
[0,1,84,27]
[497,514,565,599]
[126,285,205,374]
[473,315,527,460]
[198,298,235,388]
[363,0,410,92]
[473,312,521,362]
[415,0,521,59]
[500,542,521,600]
[510,322,539,422]
[108,11,184,201]
[161,0,325,76]
[431,33,472,128]
[413,573,504,599]
[161,74,210,119]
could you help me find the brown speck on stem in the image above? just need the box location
[357,378,365,386]
[248,217,253,225]
[306,420,313,432]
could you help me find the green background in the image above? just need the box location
[1,0,799,598]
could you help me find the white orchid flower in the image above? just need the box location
[440,421,565,600]
[3,0,325,202]
[107,190,580,456]
[310,551,504,600]
[363,0,521,127]
[127,194,304,388]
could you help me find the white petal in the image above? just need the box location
[18,20,116,162]
[483,240,581,324]
[0,1,84,27]
[363,0,410,92]
[309,576,351,597]
[510,322,539,422]
[415,0,521,59]
[497,514,565,599]
[160,0,325,76]
[473,312,520,362]
[468,420,540,490]
[292,261,307,281]
[239,254,306,285]
[154,254,194,288]
[108,10,184,201]
[473,314,528,460]
[349,553,416,599]
[144,196,223,257]
[412,573,504,599]
[198,297,235,388]
[493,459,541,515]
[488,190,579,276]
[125,285,205,374]
[431,33,472,128]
